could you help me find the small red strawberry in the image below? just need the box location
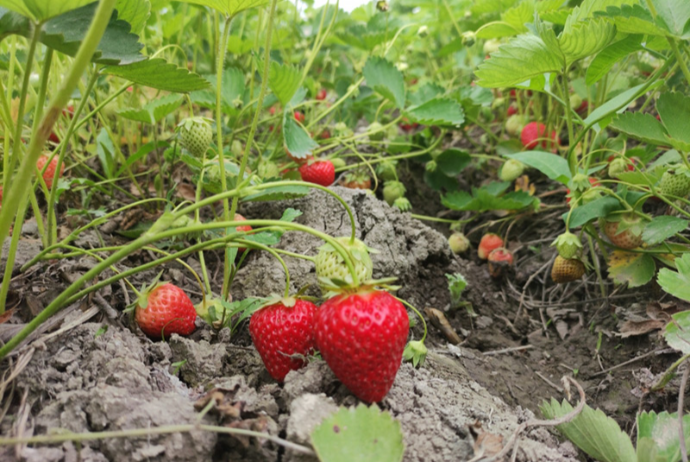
[269,106,277,116]
[233,213,253,253]
[520,122,559,152]
[316,89,327,101]
[399,117,419,132]
[48,131,60,144]
[318,129,331,140]
[506,104,517,117]
[299,160,335,186]
[250,298,318,382]
[135,283,197,340]
[315,289,409,402]
[36,154,65,189]
[294,111,306,123]
[487,247,513,278]
[478,233,504,260]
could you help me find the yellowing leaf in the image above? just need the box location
[607,250,655,287]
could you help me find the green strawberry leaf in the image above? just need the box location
[642,216,688,245]
[637,411,690,461]
[607,250,655,288]
[96,128,117,180]
[441,186,535,212]
[657,92,690,146]
[586,35,644,85]
[190,67,245,115]
[584,82,658,127]
[242,185,311,202]
[175,0,269,17]
[283,116,318,160]
[594,4,669,37]
[118,94,182,124]
[406,97,464,127]
[407,83,444,106]
[115,0,149,34]
[564,196,622,229]
[658,253,690,302]
[650,0,690,39]
[435,149,471,176]
[559,16,616,65]
[446,273,467,308]
[664,310,690,355]
[257,58,301,106]
[103,58,210,93]
[506,151,571,184]
[311,404,404,462]
[540,399,636,462]
[363,56,406,109]
[609,112,668,146]
[475,34,564,88]
[0,0,95,21]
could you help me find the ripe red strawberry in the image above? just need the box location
[399,117,419,132]
[478,233,504,260]
[249,299,318,382]
[294,111,305,123]
[299,160,335,186]
[315,289,409,402]
[233,213,253,253]
[506,104,517,116]
[269,106,277,116]
[551,256,585,283]
[36,154,65,189]
[602,215,644,250]
[316,89,327,101]
[318,129,331,140]
[48,131,60,144]
[487,247,513,278]
[520,122,559,152]
[135,283,197,340]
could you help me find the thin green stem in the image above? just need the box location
[397,297,427,343]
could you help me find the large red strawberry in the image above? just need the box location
[315,289,409,402]
[36,154,65,189]
[520,122,559,152]
[299,160,335,186]
[135,283,197,340]
[250,298,318,382]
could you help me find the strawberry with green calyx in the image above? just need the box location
[499,159,525,182]
[298,160,335,187]
[566,176,601,206]
[608,158,628,179]
[659,166,690,198]
[315,287,409,402]
[520,121,559,152]
[551,231,582,259]
[178,117,213,158]
[293,111,306,123]
[134,281,197,340]
[376,161,398,181]
[315,237,375,292]
[601,213,645,250]
[250,296,319,382]
[478,233,504,260]
[340,171,371,190]
[383,180,406,206]
[316,89,327,101]
[448,232,470,254]
[258,161,280,180]
[425,161,437,172]
[393,197,411,212]
[551,256,585,284]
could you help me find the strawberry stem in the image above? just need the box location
[396,296,427,343]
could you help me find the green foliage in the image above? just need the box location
[446,273,467,308]
[283,116,318,160]
[311,404,404,462]
[103,58,210,93]
[642,216,688,245]
[191,67,245,115]
[658,254,690,303]
[176,0,270,17]
[0,0,96,21]
[441,182,536,212]
[363,56,405,108]
[506,151,571,184]
[406,97,464,126]
[118,94,182,124]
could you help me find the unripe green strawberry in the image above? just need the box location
[569,94,583,111]
[551,231,582,259]
[505,115,526,137]
[315,237,373,290]
[258,161,280,179]
[659,167,690,198]
[330,158,347,169]
[367,122,385,142]
[602,214,645,250]
[608,158,628,179]
[448,233,470,254]
[383,181,406,206]
[499,159,525,182]
[179,117,212,157]
[483,39,501,55]
[377,161,397,181]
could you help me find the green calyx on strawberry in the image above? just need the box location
[402,339,428,367]
[551,231,582,259]
[315,237,375,292]
[569,173,593,193]
[315,288,409,402]
[258,161,280,179]
[608,158,628,179]
[194,296,232,329]
[659,166,690,198]
[135,280,197,340]
[393,197,411,212]
[601,213,646,250]
[178,117,213,157]
[250,296,318,382]
[499,159,525,182]
[383,180,406,206]
[341,170,371,189]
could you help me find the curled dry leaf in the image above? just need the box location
[468,420,504,461]
[424,307,462,345]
